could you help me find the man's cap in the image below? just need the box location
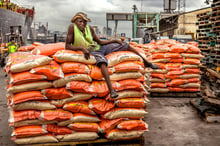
[71,12,91,23]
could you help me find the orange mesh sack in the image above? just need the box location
[109,72,143,81]
[169,44,187,53]
[9,110,41,123]
[185,68,200,74]
[151,53,165,59]
[105,129,144,140]
[105,51,141,67]
[12,125,47,137]
[102,108,147,119]
[90,81,109,97]
[30,61,64,80]
[31,43,65,56]
[62,62,90,74]
[117,120,148,130]
[9,91,46,105]
[39,109,72,121]
[53,50,96,64]
[167,69,184,75]
[168,79,187,86]
[9,72,46,85]
[187,41,198,47]
[115,98,147,108]
[150,83,166,88]
[63,101,96,115]
[41,88,73,100]
[68,123,100,132]
[99,118,123,133]
[168,87,184,92]
[46,124,72,135]
[7,81,52,94]
[7,54,52,73]
[88,65,103,80]
[113,79,144,91]
[66,81,91,93]
[185,44,200,53]
[53,73,92,88]
[184,87,200,92]
[164,53,181,58]
[88,98,115,114]
[149,45,170,53]
[18,45,36,52]
[110,61,144,73]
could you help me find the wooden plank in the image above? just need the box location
[206,68,220,79]
[20,137,144,146]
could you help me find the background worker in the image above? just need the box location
[65,12,159,99]
[7,38,17,54]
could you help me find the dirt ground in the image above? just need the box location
[0,68,219,146]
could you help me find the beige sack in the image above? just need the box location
[10,56,52,73]
[179,74,200,79]
[150,78,170,83]
[12,101,56,111]
[51,93,93,107]
[103,108,147,119]
[56,132,99,142]
[107,53,141,67]
[180,83,200,88]
[181,53,204,59]
[53,74,92,87]
[11,120,56,127]
[112,90,144,100]
[107,130,144,140]
[151,69,168,74]
[151,59,170,63]
[150,88,169,93]
[109,72,143,81]
[7,82,52,94]
[14,135,58,145]
[181,64,199,69]
[54,52,96,64]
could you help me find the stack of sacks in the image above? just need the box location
[17,42,45,52]
[5,44,149,145]
[147,39,203,93]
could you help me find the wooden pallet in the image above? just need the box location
[150,92,200,98]
[19,137,145,146]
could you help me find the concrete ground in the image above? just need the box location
[0,68,219,146]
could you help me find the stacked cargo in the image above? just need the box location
[146,39,203,96]
[5,42,149,145]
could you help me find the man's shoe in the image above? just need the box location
[110,90,118,99]
[150,63,159,69]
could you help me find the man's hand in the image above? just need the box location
[81,48,90,60]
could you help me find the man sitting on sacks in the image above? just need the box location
[65,12,159,99]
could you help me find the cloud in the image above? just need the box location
[11,0,209,37]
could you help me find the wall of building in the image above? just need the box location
[176,8,212,40]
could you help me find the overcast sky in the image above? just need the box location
[12,0,209,37]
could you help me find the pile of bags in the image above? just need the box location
[5,42,149,145]
[143,39,203,93]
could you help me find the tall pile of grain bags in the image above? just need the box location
[4,42,149,145]
[146,39,203,93]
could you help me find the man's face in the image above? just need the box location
[75,18,87,31]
